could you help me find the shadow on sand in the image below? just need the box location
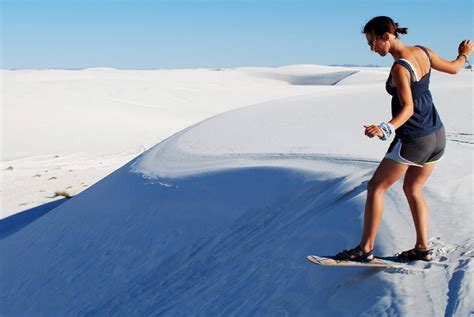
[0,198,70,239]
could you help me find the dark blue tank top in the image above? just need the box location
[385,45,443,140]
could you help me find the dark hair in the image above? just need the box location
[363,16,408,38]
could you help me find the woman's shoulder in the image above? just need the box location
[414,45,432,58]
[390,62,411,76]
[399,45,432,58]
[415,45,433,53]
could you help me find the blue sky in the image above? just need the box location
[1,0,472,69]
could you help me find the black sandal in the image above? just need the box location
[397,247,432,262]
[335,245,374,262]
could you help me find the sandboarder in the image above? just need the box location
[335,16,473,262]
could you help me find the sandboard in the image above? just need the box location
[307,255,401,268]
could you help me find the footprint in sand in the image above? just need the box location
[446,132,474,147]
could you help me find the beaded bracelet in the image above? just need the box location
[458,53,469,62]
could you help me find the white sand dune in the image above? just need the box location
[1,66,359,218]
[1,66,473,316]
[236,65,359,85]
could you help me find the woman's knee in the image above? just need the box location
[403,182,423,198]
[367,178,390,194]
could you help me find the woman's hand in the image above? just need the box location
[458,39,473,57]
[364,124,384,138]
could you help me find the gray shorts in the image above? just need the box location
[384,126,446,167]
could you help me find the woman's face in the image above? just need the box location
[365,32,389,56]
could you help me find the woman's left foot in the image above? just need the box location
[335,245,374,262]
[397,247,432,262]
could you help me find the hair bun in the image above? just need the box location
[395,27,408,35]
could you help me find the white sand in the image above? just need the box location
[1,65,473,316]
[1,65,353,218]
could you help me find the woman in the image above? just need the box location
[335,16,473,262]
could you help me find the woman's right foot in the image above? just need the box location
[335,245,374,262]
[397,247,432,262]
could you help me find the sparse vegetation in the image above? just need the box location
[52,191,71,198]
[6,166,14,170]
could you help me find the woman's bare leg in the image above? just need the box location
[402,163,437,250]
[359,158,409,252]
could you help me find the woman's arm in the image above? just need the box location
[364,64,413,139]
[425,40,473,74]
[388,64,414,129]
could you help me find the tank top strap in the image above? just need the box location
[415,45,431,66]
[393,59,417,83]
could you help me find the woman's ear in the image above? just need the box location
[382,32,390,41]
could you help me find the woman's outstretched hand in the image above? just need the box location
[458,39,473,57]
[364,124,384,138]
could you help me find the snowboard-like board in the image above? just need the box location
[307,255,401,268]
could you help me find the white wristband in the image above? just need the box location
[378,122,395,141]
